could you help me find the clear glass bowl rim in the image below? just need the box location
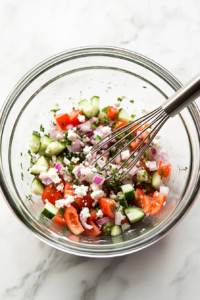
[1,46,200,257]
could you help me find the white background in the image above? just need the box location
[1,1,200,299]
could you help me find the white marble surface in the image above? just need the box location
[1,1,200,299]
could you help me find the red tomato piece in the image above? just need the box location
[84,220,101,237]
[150,191,166,216]
[153,191,166,205]
[107,106,119,120]
[69,110,83,126]
[99,197,115,218]
[142,195,152,214]
[114,120,128,130]
[42,185,63,205]
[141,131,149,144]
[55,113,70,130]
[52,211,66,227]
[65,206,84,235]
[158,161,172,178]
[76,194,93,210]
[130,138,141,150]
[135,188,145,201]
[88,209,97,221]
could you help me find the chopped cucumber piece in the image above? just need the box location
[78,99,89,107]
[98,110,107,120]
[45,141,66,156]
[39,135,54,155]
[116,108,131,122]
[124,206,146,224]
[41,202,58,219]
[116,205,125,216]
[102,219,114,235]
[111,225,122,236]
[121,184,135,202]
[151,170,163,190]
[90,96,99,117]
[117,192,128,208]
[29,133,41,154]
[31,178,45,195]
[136,170,149,182]
[30,155,49,175]
[81,105,94,118]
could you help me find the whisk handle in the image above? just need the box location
[162,74,200,117]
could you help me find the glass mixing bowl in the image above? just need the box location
[0,47,200,257]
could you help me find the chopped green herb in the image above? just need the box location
[26,195,33,203]
[40,125,44,132]
[94,135,102,141]
[50,108,60,113]
[49,183,54,188]
[117,97,122,102]
[59,208,66,218]
[20,163,23,169]
[62,122,66,126]
[160,169,165,178]
[137,202,143,205]
[103,116,111,125]
[20,152,23,156]
[53,122,57,126]
[90,124,97,128]
[131,114,136,119]
[21,173,24,180]
[143,86,147,88]
[102,106,110,113]
[142,170,147,178]
[33,131,41,138]
[130,100,134,104]
[64,225,70,231]
[143,183,151,191]
[47,190,55,193]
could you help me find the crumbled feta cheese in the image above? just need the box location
[96,209,103,218]
[45,199,48,203]
[39,171,49,180]
[71,157,80,163]
[56,132,63,139]
[83,167,97,182]
[30,165,47,173]
[86,152,92,160]
[80,207,91,221]
[52,155,57,163]
[91,190,104,201]
[120,212,126,221]
[82,136,90,143]
[102,126,112,135]
[64,157,70,165]
[78,114,86,123]
[90,183,100,191]
[46,142,57,152]
[83,146,92,155]
[112,146,116,152]
[73,185,88,197]
[110,194,118,200]
[56,183,64,192]
[145,161,149,168]
[72,165,79,175]
[114,102,120,107]
[68,129,77,141]
[121,150,130,161]
[48,168,61,184]
[55,195,75,208]
[121,223,131,231]
[115,201,120,208]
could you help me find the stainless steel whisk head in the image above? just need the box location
[90,74,200,181]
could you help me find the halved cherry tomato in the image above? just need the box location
[84,220,101,237]
[107,106,119,120]
[65,206,84,235]
[150,191,166,216]
[69,110,83,125]
[55,113,70,130]
[52,211,66,227]
[42,185,63,205]
[88,209,97,221]
[114,120,128,130]
[76,193,93,209]
[130,138,141,150]
[158,161,172,178]
[99,197,115,218]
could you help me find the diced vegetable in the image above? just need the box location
[65,206,84,235]
[31,178,45,195]
[30,155,49,175]
[90,96,100,117]
[41,202,58,219]
[29,133,41,154]
[151,170,163,190]
[116,108,131,122]
[124,206,146,224]
[111,225,122,236]
[117,192,128,208]
[39,135,54,155]
[136,170,149,182]
[45,141,66,156]
[121,184,135,202]
[107,106,119,120]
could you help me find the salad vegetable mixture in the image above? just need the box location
[28,96,171,237]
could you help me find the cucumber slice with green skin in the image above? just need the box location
[81,105,94,118]
[111,225,122,236]
[41,202,58,219]
[78,99,89,107]
[90,96,99,117]
[45,141,66,156]
[30,155,49,175]
[137,170,149,182]
[121,184,135,202]
[151,170,163,190]
[124,206,146,224]
[117,192,128,208]
[31,178,45,195]
[39,135,54,155]
[116,108,131,122]
[98,110,107,120]
[102,220,114,235]
[29,133,41,154]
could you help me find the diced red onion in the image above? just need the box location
[148,161,158,171]
[45,178,52,185]
[115,212,121,225]
[150,148,157,156]
[160,186,169,196]
[49,130,60,140]
[115,154,121,164]
[90,117,98,123]
[71,138,81,152]
[96,216,110,226]
[128,165,138,176]
[93,175,105,185]
[79,216,93,230]
[134,151,139,157]
[87,132,94,139]
[66,145,72,152]
[77,167,81,175]
[93,129,104,139]
[78,121,91,133]
[55,164,62,172]
[161,152,169,161]
[66,124,74,130]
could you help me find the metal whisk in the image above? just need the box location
[90,74,200,180]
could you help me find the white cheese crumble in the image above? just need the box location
[55,196,74,208]
[115,201,120,208]
[71,157,80,163]
[64,157,70,165]
[56,132,63,139]
[110,194,118,200]
[45,199,48,203]
[102,126,112,135]
[86,152,92,160]
[80,207,91,221]
[73,184,88,198]
[45,142,57,153]
[91,190,104,201]
[90,183,100,191]
[68,129,77,141]
[52,155,57,163]
[96,209,103,218]
[78,114,86,123]
[56,183,64,192]
[48,168,61,184]
[121,223,131,231]
[82,136,90,143]
[121,150,130,161]
[83,146,92,155]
